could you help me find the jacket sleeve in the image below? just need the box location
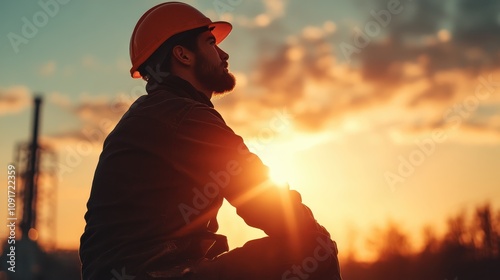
[171,104,321,238]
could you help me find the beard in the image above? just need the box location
[194,54,236,95]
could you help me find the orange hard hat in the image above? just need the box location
[129,2,232,79]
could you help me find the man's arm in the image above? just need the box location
[172,105,323,238]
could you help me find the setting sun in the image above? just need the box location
[247,141,295,188]
[268,164,290,187]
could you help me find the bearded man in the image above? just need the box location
[79,2,342,280]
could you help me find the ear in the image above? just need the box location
[171,45,193,66]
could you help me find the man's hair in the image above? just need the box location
[138,26,209,81]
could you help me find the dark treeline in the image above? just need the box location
[341,203,500,280]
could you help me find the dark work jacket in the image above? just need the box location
[79,75,316,279]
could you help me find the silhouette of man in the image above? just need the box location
[79,2,342,279]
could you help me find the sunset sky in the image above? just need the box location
[1,0,499,262]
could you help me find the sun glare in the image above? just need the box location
[257,149,295,188]
[268,164,291,187]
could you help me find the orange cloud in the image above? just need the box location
[0,86,31,115]
[45,93,133,148]
[38,61,57,77]
[215,1,500,147]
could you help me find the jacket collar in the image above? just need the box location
[145,75,214,108]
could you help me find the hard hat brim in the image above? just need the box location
[210,21,232,44]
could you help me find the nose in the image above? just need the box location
[216,45,229,61]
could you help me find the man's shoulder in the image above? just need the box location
[125,91,203,121]
[119,90,226,132]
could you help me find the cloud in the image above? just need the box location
[219,19,393,133]
[302,21,337,41]
[48,92,72,109]
[216,23,335,133]
[456,123,500,145]
[357,0,500,77]
[453,0,500,45]
[263,0,286,17]
[215,0,500,147]
[39,61,56,76]
[214,0,288,28]
[74,95,126,124]
[349,0,500,143]
[391,120,500,146]
[0,86,31,115]
[82,55,98,69]
[45,93,133,146]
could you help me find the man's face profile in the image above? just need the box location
[193,30,236,95]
